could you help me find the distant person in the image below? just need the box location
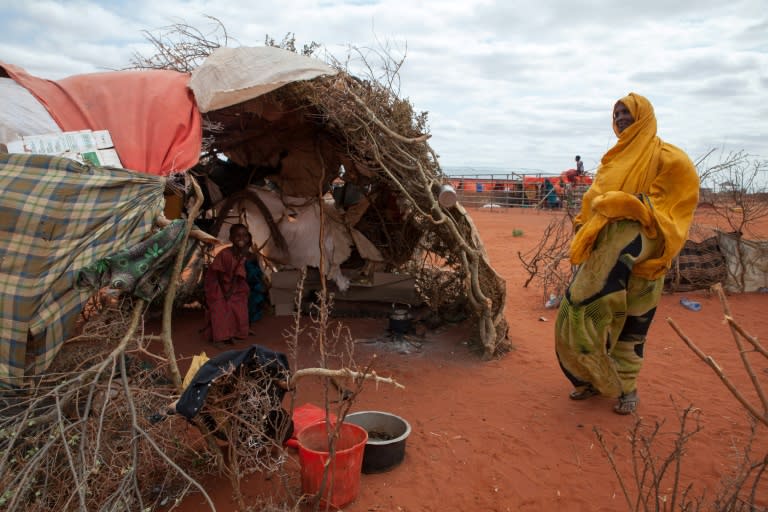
[563,155,585,183]
[543,178,560,208]
[555,93,699,414]
[204,223,252,344]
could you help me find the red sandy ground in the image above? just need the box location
[173,208,768,512]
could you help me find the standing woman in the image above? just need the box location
[555,93,700,414]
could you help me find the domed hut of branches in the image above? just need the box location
[177,44,510,357]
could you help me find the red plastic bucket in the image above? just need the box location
[297,421,368,508]
[285,403,337,449]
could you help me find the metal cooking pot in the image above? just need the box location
[345,411,412,473]
[389,303,412,335]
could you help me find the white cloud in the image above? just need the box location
[0,0,765,173]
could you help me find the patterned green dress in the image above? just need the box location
[555,220,663,397]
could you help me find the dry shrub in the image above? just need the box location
[0,345,211,511]
[517,212,575,303]
[0,297,303,512]
[595,402,767,512]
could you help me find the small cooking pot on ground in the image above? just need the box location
[389,303,412,335]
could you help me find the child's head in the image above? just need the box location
[229,223,251,249]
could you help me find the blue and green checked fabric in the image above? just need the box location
[0,153,165,388]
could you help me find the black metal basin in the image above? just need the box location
[345,411,411,474]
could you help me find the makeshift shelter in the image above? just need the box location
[662,231,768,293]
[717,231,768,292]
[664,236,727,292]
[0,46,509,388]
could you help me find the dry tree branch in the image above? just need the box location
[667,282,768,426]
[155,214,221,245]
[347,87,430,143]
[162,174,205,390]
[595,402,707,512]
[289,367,404,390]
[120,359,215,512]
[335,39,407,97]
[699,151,768,244]
[714,419,768,512]
[712,283,768,413]
[367,120,503,349]
[518,213,575,301]
[695,149,751,187]
[667,317,767,428]
[0,177,220,511]
[593,426,634,510]
[129,15,231,72]
[726,317,768,358]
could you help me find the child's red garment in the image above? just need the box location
[204,247,250,342]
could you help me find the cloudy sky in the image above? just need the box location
[1,0,765,175]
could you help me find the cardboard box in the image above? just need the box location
[268,288,297,306]
[92,130,114,149]
[96,148,123,167]
[274,303,295,317]
[8,129,123,168]
[270,270,302,289]
[335,272,419,304]
[5,140,23,153]
[269,269,322,288]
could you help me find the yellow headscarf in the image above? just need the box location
[571,93,700,279]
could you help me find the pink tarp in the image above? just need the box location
[1,62,202,175]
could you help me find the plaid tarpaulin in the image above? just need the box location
[0,153,165,387]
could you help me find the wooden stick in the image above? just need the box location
[347,87,431,143]
[289,367,405,390]
[725,316,768,358]
[155,213,221,245]
[161,175,204,391]
[712,283,768,414]
[667,317,767,427]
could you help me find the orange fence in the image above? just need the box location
[445,171,592,210]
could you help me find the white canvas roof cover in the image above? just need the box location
[189,46,338,113]
[0,77,62,145]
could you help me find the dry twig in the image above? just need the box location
[667,283,768,426]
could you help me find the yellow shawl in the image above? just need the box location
[571,93,700,279]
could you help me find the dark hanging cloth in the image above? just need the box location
[245,259,267,322]
[175,344,293,442]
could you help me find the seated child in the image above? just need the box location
[204,223,252,344]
